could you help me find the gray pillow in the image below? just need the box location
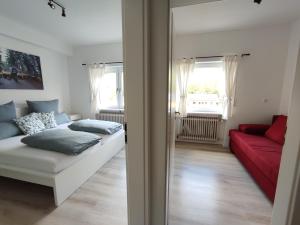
[21,129,101,155]
[15,113,46,135]
[0,121,22,140]
[36,112,57,129]
[55,113,71,125]
[27,99,59,113]
[0,101,16,122]
[68,119,123,135]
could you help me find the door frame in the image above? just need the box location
[122,0,169,224]
[272,47,300,225]
[122,0,149,224]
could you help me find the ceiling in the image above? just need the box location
[1,0,300,46]
[0,0,122,46]
[173,0,300,35]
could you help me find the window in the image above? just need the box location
[186,59,225,114]
[100,64,124,110]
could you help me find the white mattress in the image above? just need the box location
[0,123,125,174]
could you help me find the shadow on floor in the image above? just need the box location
[0,177,55,225]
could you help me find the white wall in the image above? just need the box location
[0,16,72,113]
[174,25,290,146]
[68,42,123,118]
[0,15,72,56]
[0,14,123,118]
[279,20,300,114]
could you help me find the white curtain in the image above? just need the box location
[88,64,106,114]
[176,58,195,116]
[223,55,239,119]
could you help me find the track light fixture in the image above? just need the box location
[48,0,55,9]
[62,8,66,17]
[254,0,262,4]
[47,0,66,17]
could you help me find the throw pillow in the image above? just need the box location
[55,112,71,125]
[265,115,288,145]
[0,101,17,122]
[15,113,46,135]
[37,112,57,129]
[0,121,22,140]
[26,99,59,113]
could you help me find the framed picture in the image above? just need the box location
[0,47,44,90]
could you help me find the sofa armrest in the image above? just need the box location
[239,124,271,136]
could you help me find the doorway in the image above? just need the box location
[166,1,297,224]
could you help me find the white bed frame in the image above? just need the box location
[0,130,125,206]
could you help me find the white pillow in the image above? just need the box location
[15,113,46,135]
[37,112,57,129]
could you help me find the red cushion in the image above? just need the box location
[230,130,282,186]
[265,115,287,145]
[239,124,271,136]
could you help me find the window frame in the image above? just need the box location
[186,58,225,114]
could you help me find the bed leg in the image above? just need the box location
[53,186,64,207]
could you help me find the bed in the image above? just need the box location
[0,122,125,206]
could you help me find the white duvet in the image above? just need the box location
[0,123,124,174]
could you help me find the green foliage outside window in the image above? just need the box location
[187,83,219,95]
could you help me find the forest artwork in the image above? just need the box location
[0,48,43,90]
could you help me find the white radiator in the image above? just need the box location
[176,114,222,143]
[96,111,125,124]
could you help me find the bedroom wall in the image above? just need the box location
[0,15,72,56]
[0,16,72,113]
[68,42,123,118]
[174,24,290,146]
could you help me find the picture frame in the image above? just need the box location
[0,47,43,90]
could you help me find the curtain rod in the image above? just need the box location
[82,61,123,66]
[195,53,250,59]
[81,53,250,66]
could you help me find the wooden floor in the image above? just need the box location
[0,151,127,225]
[176,142,230,153]
[0,145,272,225]
[169,146,273,225]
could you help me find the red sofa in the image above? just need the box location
[229,115,287,202]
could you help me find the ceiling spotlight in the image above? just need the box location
[254,0,262,4]
[62,8,66,17]
[47,0,66,18]
[48,0,55,9]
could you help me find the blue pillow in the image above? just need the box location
[0,121,22,140]
[21,129,101,155]
[68,119,123,135]
[27,99,59,113]
[55,113,71,125]
[0,101,17,122]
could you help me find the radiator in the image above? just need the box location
[176,114,222,143]
[96,111,125,124]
